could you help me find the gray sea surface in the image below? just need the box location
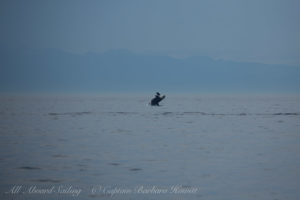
[0,94,300,200]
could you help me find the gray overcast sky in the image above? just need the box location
[1,0,300,65]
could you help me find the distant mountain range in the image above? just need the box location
[0,46,299,93]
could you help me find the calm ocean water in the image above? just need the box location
[0,94,300,200]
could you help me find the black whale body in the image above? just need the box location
[150,95,165,106]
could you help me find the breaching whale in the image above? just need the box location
[150,92,166,106]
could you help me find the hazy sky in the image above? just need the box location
[1,0,300,65]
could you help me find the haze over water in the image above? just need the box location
[1,94,300,199]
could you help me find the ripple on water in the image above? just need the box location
[109,163,121,166]
[17,166,42,170]
[31,179,64,183]
[48,111,92,117]
[52,154,69,158]
[129,168,142,171]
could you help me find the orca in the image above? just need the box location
[150,92,166,106]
